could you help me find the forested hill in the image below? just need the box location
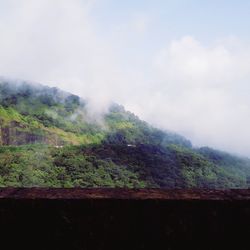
[0,79,250,188]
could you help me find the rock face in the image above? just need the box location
[1,121,28,145]
[0,121,64,146]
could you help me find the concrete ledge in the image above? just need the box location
[0,189,249,250]
[0,188,250,200]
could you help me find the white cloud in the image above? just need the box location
[132,13,149,34]
[0,0,124,105]
[133,36,250,156]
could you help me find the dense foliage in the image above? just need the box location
[0,79,250,188]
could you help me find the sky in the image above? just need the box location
[0,0,250,156]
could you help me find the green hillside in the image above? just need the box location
[0,79,250,188]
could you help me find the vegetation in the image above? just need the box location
[0,145,146,188]
[0,79,250,188]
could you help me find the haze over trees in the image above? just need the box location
[0,79,250,188]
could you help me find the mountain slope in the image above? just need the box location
[0,79,191,147]
[0,79,250,188]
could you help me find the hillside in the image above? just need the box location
[0,79,250,188]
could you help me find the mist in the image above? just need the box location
[0,0,250,157]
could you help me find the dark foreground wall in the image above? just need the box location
[0,189,250,250]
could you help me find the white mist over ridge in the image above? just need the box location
[0,1,250,157]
